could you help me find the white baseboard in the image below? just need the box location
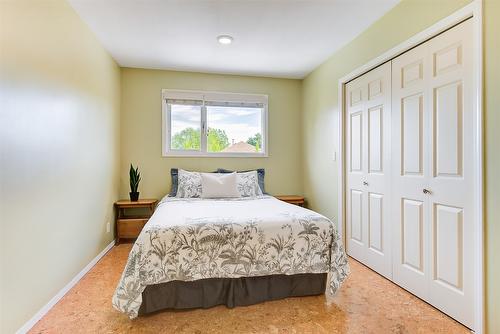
[16,240,116,334]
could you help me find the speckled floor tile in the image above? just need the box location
[29,244,469,334]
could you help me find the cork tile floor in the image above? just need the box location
[30,244,469,334]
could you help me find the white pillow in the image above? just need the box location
[201,172,241,198]
[176,169,202,198]
[236,171,263,197]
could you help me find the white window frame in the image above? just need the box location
[162,89,269,157]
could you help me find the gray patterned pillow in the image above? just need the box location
[237,171,263,197]
[176,169,202,198]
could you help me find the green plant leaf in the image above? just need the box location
[129,164,141,192]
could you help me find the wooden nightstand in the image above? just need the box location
[114,199,158,245]
[275,195,305,207]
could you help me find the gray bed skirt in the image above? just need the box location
[138,273,327,315]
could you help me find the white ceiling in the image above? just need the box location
[68,0,399,79]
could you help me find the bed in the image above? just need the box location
[112,194,349,319]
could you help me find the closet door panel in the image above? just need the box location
[434,82,463,177]
[368,192,383,253]
[346,78,368,262]
[368,106,383,173]
[426,19,474,328]
[391,41,430,297]
[402,198,424,273]
[350,112,363,173]
[401,94,424,176]
[433,204,464,289]
[391,19,474,328]
[350,189,364,244]
[363,64,392,278]
[346,62,392,279]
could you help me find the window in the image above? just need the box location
[162,90,268,157]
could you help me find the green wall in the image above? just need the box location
[0,0,121,332]
[483,0,500,332]
[120,68,303,199]
[302,0,499,332]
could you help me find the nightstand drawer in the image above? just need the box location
[117,218,148,238]
[114,198,157,244]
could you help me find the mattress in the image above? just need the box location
[112,195,349,318]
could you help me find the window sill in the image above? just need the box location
[162,152,268,158]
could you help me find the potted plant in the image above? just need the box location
[129,164,141,201]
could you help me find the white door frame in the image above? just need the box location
[337,1,483,332]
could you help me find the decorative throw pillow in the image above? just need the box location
[176,169,202,198]
[169,168,179,196]
[217,168,266,194]
[237,171,263,197]
[201,172,240,198]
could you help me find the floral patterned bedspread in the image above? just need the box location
[112,195,349,318]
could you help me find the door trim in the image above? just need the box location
[337,1,483,332]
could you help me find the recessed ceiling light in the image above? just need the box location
[217,35,233,45]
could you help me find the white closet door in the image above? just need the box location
[391,39,431,298]
[426,19,474,328]
[391,19,474,328]
[346,62,392,279]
